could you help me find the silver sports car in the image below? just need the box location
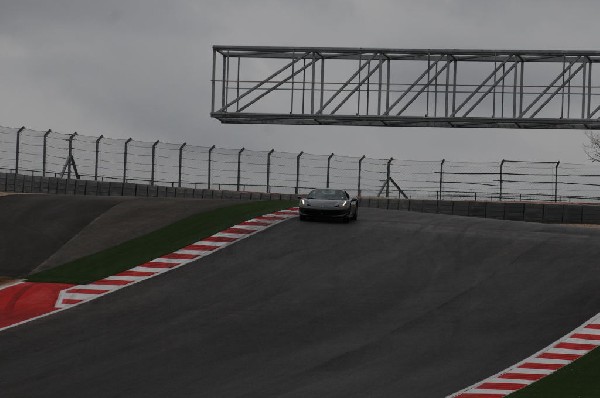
[298,189,358,222]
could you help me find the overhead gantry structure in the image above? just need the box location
[211,45,600,129]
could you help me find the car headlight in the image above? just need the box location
[300,198,307,206]
[341,200,350,207]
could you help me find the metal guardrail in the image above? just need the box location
[2,125,600,201]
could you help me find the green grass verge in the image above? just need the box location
[508,346,600,397]
[27,200,295,285]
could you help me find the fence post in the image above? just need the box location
[15,126,25,174]
[208,145,215,190]
[499,159,506,201]
[237,147,244,191]
[358,155,365,197]
[439,159,445,201]
[267,149,274,193]
[123,138,132,184]
[42,129,51,177]
[295,151,303,194]
[94,135,103,181]
[555,161,560,202]
[178,142,187,187]
[326,153,334,188]
[386,157,393,198]
[151,140,159,186]
[67,132,78,180]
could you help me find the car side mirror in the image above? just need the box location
[297,195,303,199]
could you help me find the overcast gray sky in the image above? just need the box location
[1,0,599,162]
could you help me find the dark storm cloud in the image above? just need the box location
[1,0,599,162]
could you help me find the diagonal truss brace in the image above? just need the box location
[217,51,310,113]
[396,59,450,116]
[384,56,443,116]
[237,55,321,113]
[451,56,516,117]
[589,104,600,119]
[462,60,519,117]
[528,62,586,118]
[316,53,379,114]
[519,56,583,118]
[331,56,385,114]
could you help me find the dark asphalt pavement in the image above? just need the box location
[0,195,242,277]
[0,195,121,277]
[1,208,600,397]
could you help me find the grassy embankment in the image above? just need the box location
[28,200,295,285]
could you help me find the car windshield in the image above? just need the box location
[307,189,347,200]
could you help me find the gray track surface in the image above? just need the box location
[0,195,242,277]
[2,208,600,397]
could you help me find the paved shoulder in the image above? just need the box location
[34,198,244,273]
[0,195,122,277]
[0,195,246,277]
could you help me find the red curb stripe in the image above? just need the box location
[455,393,505,398]
[222,227,253,234]
[584,324,600,330]
[92,279,132,286]
[255,215,284,220]
[239,221,270,226]
[518,362,564,370]
[555,342,597,351]
[183,244,219,251]
[61,299,83,305]
[537,352,582,361]
[500,373,545,381]
[161,253,199,260]
[478,382,526,391]
[571,333,600,341]
[67,288,110,295]
[140,262,181,268]
[116,271,157,277]
[203,236,237,242]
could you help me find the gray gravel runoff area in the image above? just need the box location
[2,208,600,397]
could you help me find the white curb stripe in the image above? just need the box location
[174,249,212,256]
[151,258,184,264]
[211,233,251,239]
[486,377,534,385]
[132,266,169,273]
[502,367,553,375]
[233,224,268,231]
[467,388,518,394]
[192,241,229,247]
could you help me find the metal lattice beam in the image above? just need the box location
[210,46,600,130]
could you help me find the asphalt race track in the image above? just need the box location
[2,208,600,397]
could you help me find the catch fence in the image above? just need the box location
[1,125,600,202]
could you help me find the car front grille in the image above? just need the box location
[301,208,348,216]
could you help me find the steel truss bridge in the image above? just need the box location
[211,46,600,129]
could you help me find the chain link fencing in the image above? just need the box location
[2,125,600,202]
